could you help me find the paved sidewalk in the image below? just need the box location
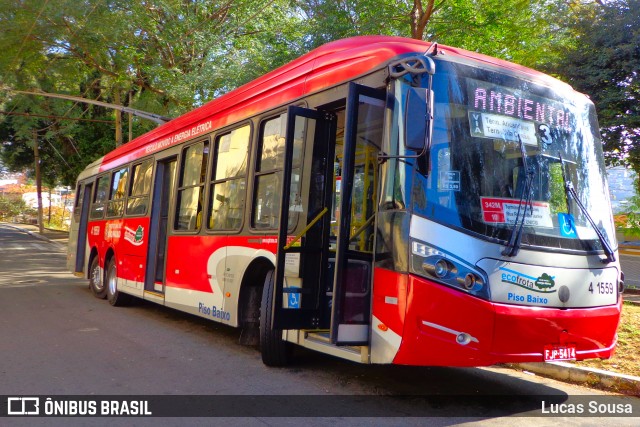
[1,222,69,247]
[3,222,639,395]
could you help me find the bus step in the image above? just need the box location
[301,331,368,363]
[305,331,331,344]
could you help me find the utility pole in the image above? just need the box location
[33,129,44,234]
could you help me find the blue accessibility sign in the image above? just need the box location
[558,213,577,238]
[288,292,300,309]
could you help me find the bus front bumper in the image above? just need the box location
[390,274,621,367]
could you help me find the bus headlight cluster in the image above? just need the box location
[411,240,489,299]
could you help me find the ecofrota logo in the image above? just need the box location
[7,397,39,415]
[499,267,557,294]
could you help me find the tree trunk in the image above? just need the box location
[114,90,123,147]
[33,130,44,234]
[411,0,440,40]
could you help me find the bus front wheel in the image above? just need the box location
[260,270,292,366]
[89,256,107,299]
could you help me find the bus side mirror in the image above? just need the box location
[404,87,434,153]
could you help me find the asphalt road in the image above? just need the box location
[621,253,640,289]
[0,224,638,426]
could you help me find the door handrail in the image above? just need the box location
[283,207,329,251]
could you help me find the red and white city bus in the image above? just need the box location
[67,35,623,367]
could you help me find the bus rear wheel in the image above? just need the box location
[89,256,107,299]
[260,270,292,366]
[106,258,133,307]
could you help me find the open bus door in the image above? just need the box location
[331,83,385,345]
[272,106,337,330]
[273,83,385,347]
[74,183,93,274]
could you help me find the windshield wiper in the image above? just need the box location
[558,153,616,263]
[502,134,535,257]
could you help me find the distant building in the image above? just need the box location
[0,179,18,186]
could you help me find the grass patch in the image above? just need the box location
[575,302,640,378]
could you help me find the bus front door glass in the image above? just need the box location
[331,83,385,345]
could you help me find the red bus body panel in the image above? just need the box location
[164,235,278,293]
[380,271,621,366]
[87,217,151,282]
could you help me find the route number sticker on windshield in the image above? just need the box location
[469,112,538,145]
[481,197,553,228]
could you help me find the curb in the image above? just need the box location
[619,248,640,256]
[0,223,66,249]
[511,362,640,395]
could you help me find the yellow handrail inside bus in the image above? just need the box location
[349,214,375,243]
[283,207,328,251]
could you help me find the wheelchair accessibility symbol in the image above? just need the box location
[558,213,576,238]
[288,292,301,309]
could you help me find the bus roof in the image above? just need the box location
[99,35,567,172]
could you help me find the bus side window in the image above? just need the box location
[90,175,110,219]
[175,140,209,231]
[252,114,303,230]
[126,159,153,216]
[253,116,285,230]
[208,125,250,231]
[107,167,129,218]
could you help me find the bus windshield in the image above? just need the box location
[408,60,616,254]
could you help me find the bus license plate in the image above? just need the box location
[543,345,576,362]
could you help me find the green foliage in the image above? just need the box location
[623,179,640,233]
[0,0,633,193]
[427,0,575,68]
[295,0,409,49]
[0,0,305,186]
[295,1,576,69]
[551,0,640,173]
[0,196,35,221]
[549,163,568,215]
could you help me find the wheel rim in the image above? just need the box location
[108,264,117,296]
[91,263,103,291]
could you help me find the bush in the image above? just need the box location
[43,205,71,231]
[0,196,36,222]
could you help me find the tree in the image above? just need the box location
[552,0,640,176]
[0,0,304,186]
[295,1,574,70]
[410,0,442,39]
[0,0,591,191]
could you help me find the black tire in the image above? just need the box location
[89,256,107,299]
[106,258,133,307]
[260,270,292,366]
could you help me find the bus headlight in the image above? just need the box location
[463,273,476,290]
[411,240,489,299]
[433,259,450,278]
